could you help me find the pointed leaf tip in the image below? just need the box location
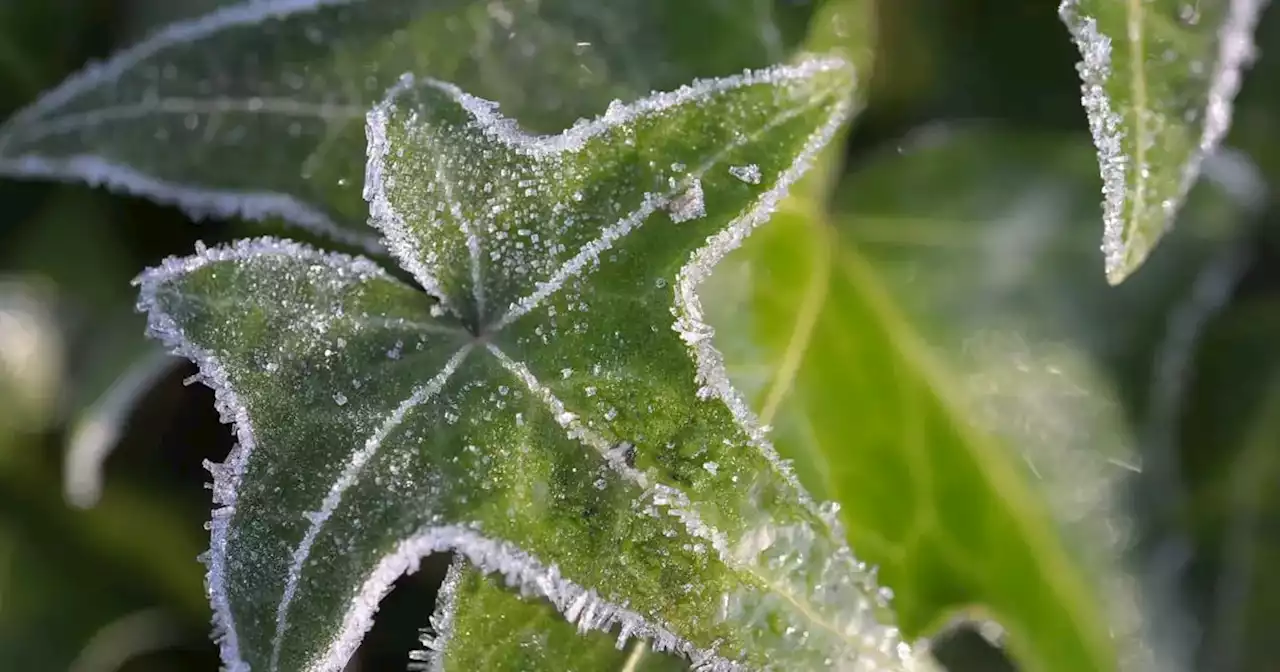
[137,56,912,671]
[1058,0,1267,284]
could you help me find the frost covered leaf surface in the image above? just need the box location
[1058,0,1266,284]
[0,0,805,250]
[414,558,689,672]
[702,127,1256,672]
[135,60,919,672]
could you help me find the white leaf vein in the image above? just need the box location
[269,344,473,672]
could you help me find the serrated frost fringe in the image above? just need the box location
[670,81,916,665]
[269,346,473,671]
[408,555,465,672]
[372,59,850,162]
[323,525,743,672]
[134,237,396,672]
[133,51,915,669]
[1058,0,1268,280]
[1057,1,1128,277]
[363,59,852,333]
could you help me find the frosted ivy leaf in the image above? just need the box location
[1059,0,1266,284]
[0,0,799,252]
[137,61,921,671]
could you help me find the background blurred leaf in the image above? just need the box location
[704,125,1257,672]
[1176,297,1280,672]
[0,0,812,252]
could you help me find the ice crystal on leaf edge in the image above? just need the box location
[1057,0,1267,284]
[134,57,925,672]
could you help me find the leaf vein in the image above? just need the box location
[268,344,473,671]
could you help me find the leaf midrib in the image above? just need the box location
[836,241,1117,669]
[755,209,1117,668]
[1125,0,1150,268]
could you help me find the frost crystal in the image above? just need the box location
[1059,0,1266,283]
[1058,4,1127,276]
[728,164,762,185]
[667,178,707,223]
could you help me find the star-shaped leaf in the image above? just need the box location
[1058,0,1267,284]
[137,59,922,671]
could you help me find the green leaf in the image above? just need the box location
[1057,0,1266,284]
[415,558,689,672]
[0,0,803,251]
[411,2,877,667]
[136,61,924,671]
[702,127,1255,672]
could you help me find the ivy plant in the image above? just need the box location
[0,0,1270,671]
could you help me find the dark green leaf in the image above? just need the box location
[136,61,924,671]
[0,0,803,251]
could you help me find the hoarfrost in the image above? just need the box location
[325,525,740,672]
[728,164,762,185]
[408,555,464,672]
[1058,4,1127,277]
[133,52,918,672]
[667,178,707,223]
[1058,0,1266,283]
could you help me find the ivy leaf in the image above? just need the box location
[412,558,689,672]
[1057,0,1267,284]
[0,0,801,252]
[136,60,923,671]
[702,127,1255,672]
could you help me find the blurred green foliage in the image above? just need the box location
[0,0,1277,671]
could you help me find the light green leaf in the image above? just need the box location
[136,61,923,671]
[0,0,803,251]
[1057,0,1267,284]
[702,127,1254,672]
[413,558,689,672]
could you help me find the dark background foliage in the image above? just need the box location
[0,0,1277,670]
